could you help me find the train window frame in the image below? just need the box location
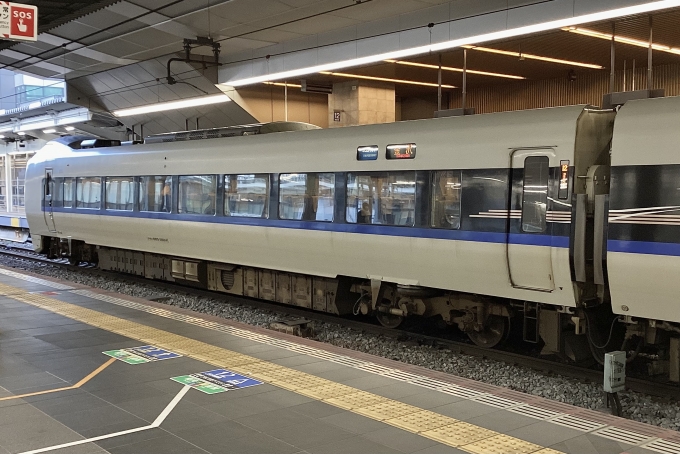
[431,170,462,230]
[224,174,270,218]
[178,175,217,216]
[520,156,549,233]
[105,176,135,211]
[345,171,417,227]
[138,175,172,213]
[278,173,336,222]
[75,176,102,210]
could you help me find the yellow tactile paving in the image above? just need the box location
[0,282,563,454]
[423,422,499,447]
[354,401,422,421]
[461,434,546,454]
[297,383,357,400]
[385,409,455,433]
[325,390,390,410]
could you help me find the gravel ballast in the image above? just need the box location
[1,254,679,430]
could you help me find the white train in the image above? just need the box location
[24,96,680,379]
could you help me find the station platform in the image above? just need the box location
[0,266,677,454]
[0,213,28,242]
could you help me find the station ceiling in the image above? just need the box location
[1,1,680,134]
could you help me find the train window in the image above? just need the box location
[62,178,74,208]
[346,172,416,226]
[105,177,134,211]
[521,156,549,233]
[75,177,101,209]
[224,174,269,218]
[279,173,335,221]
[431,171,462,229]
[139,176,172,213]
[178,175,216,215]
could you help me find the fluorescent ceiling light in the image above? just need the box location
[64,126,75,131]
[319,71,456,88]
[112,94,231,117]
[565,27,680,55]
[17,132,25,136]
[223,0,679,86]
[462,45,604,69]
[384,59,526,80]
[263,82,303,88]
[0,135,4,139]
[43,129,56,134]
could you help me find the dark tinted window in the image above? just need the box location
[279,173,335,221]
[225,174,269,218]
[431,171,461,229]
[346,172,415,226]
[521,156,549,233]
[105,177,134,211]
[139,176,172,212]
[178,175,216,215]
[76,177,101,209]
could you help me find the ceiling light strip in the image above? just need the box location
[263,82,303,88]
[112,94,231,117]
[461,46,604,69]
[564,27,680,55]
[223,0,680,86]
[318,71,456,88]
[384,59,526,79]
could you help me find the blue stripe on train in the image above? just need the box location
[608,239,680,256]
[45,207,570,248]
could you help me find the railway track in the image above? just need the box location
[1,245,678,402]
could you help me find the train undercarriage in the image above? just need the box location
[41,235,680,383]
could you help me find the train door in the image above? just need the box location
[507,149,555,292]
[43,168,56,233]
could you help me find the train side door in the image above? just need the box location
[507,149,555,292]
[43,168,57,233]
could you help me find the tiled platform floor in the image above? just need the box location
[0,265,675,454]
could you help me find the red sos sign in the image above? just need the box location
[9,4,36,39]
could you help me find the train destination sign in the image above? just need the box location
[171,369,262,394]
[0,2,38,42]
[357,145,379,161]
[559,160,569,199]
[386,143,416,160]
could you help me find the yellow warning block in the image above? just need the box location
[423,422,498,447]
[461,434,545,454]
[385,410,456,433]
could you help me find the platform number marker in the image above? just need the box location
[103,345,181,365]
[171,369,262,394]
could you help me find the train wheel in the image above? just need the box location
[376,311,404,328]
[467,316,507,348]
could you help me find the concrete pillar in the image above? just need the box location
[328,81,395,128]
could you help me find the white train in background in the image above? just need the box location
[24,96,680,381]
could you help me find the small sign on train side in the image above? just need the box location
[0,2,37,42]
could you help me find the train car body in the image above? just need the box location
[24,97,680,375]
